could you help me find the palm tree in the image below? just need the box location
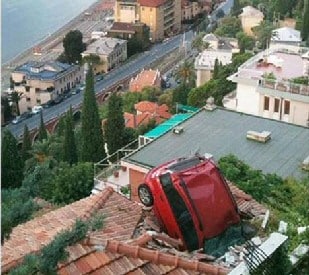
[175,60,196,88]
[10,91,23,116]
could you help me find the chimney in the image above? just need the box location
[204,96,216,111]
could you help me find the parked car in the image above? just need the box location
[11,111,32,124]
[32,105,43,114]
[71,88,81,95]
[138,155,240,251]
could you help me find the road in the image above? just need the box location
[6,31,195,138]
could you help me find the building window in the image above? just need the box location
[284,100,290,115]
[264,96,269,111]
[26,97,31,102]
[274,98,280,113]
[36,99,41,104]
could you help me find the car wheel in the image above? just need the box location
[138,184,154,207]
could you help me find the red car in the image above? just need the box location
[138,155,240,251]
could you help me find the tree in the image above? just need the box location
[82,54,102,66]
[104,93,126,156]
[52,162,94,204]
[1,129,24,189]
[236,31,255,53]
[61,30,86,64]
[175,60,195,88]
[63,106,78,165]
[215,16,242,38]
[38,112,48,141]
[80,68,105,162]
[1,96,12,122]
[56,115,66,136]
[252,20,275,49]
[10,91,22,116]
[1,188,39,242]
[232,0,242,15]
[302,0,309,42]
[21,125,32,161]
[213,58,220,79]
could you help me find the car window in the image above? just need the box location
[168,156,201,172]
[159,173,199,251]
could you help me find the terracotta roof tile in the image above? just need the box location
[227,181,267,217]
[138,0,166,7]
[129,70,161,92]
[1,187,115,273]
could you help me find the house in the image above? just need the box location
[11,61,82,114]
[224,47,309,126]
[120,106,309,203]
[2,183,270,274]
[239,6,264,36]
[124,101,171,129]
[181,0,211,22]
[195,49,233,87]
[129,69,161,92]
[114,0,181,42]
[81,37,127,74]
[270,27,302,49]
[195,33,239,87]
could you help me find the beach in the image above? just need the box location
[1,0,115,92]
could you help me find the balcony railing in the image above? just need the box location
[260,79,309,97]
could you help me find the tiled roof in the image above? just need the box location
[110,22,136,33]
[124,112,165,129]
[138,0,166,8]
[129,69,161,92]
[83,37,127,56]
[2,187,143,273]
[134,101,171,119]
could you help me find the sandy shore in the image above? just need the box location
[1,0,115,91]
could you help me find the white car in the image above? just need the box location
[32,105,43,114]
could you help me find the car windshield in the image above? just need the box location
[159,173,199,251]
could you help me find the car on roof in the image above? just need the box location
[138,155,240,251]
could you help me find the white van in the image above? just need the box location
[32,105,43,114]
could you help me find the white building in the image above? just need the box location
[239,6,264,36]
[270,27,302,50]
[224,47,309,127]
[195,50,233,87]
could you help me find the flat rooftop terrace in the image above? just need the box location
[126,108,309,179]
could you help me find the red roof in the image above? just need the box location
[138,0,166,8]
[134,101,171,119]
[2,181,266,274]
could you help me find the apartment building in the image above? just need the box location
[82,37,127,74]
[114,0,181,42]
[224,47,309,127]
[181,0,211,22]
[11,61,82,114]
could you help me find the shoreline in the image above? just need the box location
[1,0,114,91]
[2,0,101,68]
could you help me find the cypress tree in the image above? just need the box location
[21,124,32,161]
[302,0,309,42]
[80,67,105,162]
[213,58,220,79]
[38,112,48,141]
[63,106,78,165]
[1,130,24,189]
[56,116,66,137]
[104,93,126,156]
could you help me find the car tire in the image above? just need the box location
[138,184,154,207]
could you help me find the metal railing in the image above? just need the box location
[260,79,309,96]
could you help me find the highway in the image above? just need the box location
[6,31,194,138]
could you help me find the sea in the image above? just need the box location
[1,0,98,65]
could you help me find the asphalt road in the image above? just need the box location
[6,31,195,138]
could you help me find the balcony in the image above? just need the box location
[93,139,139,195]
[259,79,309,97]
